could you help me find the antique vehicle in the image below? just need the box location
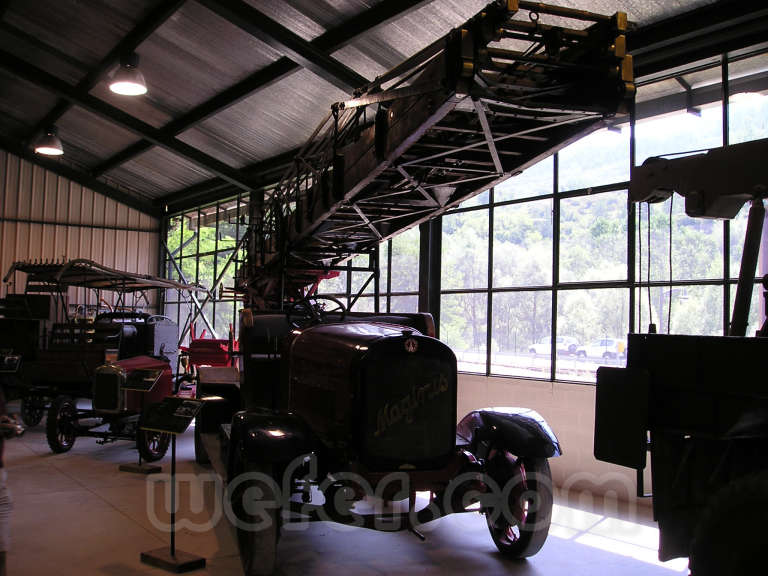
[0,258,205,458]
[46,355,172,461]
[197,299,562,575]
[193,0,633,573]
[594,136,768,575]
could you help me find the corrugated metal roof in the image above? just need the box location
[107,147,214,199]
[0,0,761,215]
[56,106,141,165]
[3,0,155,72]
[0,70,59,138]
[179,68,348,166]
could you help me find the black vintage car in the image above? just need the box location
[196,297,562,576]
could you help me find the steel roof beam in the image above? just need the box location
[93,0,430,182]
[198,0,367,93]
[0,49,255,193]
[24,0,187,146]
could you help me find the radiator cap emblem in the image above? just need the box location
[404,337,418,353]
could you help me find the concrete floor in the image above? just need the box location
[5,405,689,576]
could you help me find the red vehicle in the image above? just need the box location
[47,355,173,461]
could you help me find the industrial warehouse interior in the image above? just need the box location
[0,1,767,575]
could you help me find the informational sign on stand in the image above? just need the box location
[140,397,203,434]
[139,396,205,573]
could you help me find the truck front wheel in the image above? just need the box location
[484,452,553,558]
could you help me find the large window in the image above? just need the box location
[164,196,249,344]
[435,45,768,381]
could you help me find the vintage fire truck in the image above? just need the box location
[193,0,634,573]
[0,258,203,460]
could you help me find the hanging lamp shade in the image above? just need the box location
[109,53,147,96]
[34,126,64,156]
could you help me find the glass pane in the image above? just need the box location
[217,203,239,251]
[560,191,628,282]
[214,301,237,337]
[440,292,487,374]
[495,156,553,202]
[318,267,347,296]
[197,208,218,256]
[635,104,723,166]
[350,296,375,313]
[558,127,630,191]
[635,285,723,336]
[729,51,768,145]
[391,227,420,292]
[460,190,489,208]
[729,282,764,337]
[179,256,197,285]
[166,216,182,258]
[351,253,375,295]
[198,255,215,291]
[490,291,552,378]
[380,241,389,295]
[636,197,723,282]
[729,91,768,145]
[181,212,197,258]
[442,210,488,290]
[217,251,236,293]
[636,78,684,104]
[493,199,553,287]
[390,295,418,313]
[556,288,629,382]
[729,200,767,279]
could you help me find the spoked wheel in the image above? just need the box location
[228,457,281,576]
[136,410,170,462]
[45,395,78,453]
[20,395,46,427]
[484,452,553,558]
[286,295,346,329]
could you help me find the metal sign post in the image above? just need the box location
[139,397,205,573]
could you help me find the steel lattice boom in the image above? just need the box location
[240,0,635,308]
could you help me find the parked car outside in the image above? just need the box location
[576,338,626,359]
[529,336,579,356]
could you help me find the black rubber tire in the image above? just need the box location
[689,472,768,576]
[45,396,77,453]
[228,458,281,575]
[484,453,553,558]
[136,410,170,462]
[20,395,46,427]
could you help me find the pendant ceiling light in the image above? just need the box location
[109,53,147,96]
[34,126,64,156]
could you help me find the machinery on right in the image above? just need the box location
[594,136,768,575]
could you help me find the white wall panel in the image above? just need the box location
[0,150,160,314]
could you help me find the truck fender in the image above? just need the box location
[457,407,562,460]
[228,407,316,480]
